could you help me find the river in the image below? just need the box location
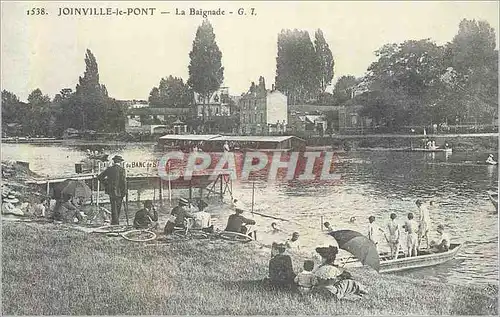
[2,142,498,286]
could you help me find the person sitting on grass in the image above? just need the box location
[33,197,49,218]
[312,246,368,300]
[429,224,450,253]
[192,200,213,233]
[133,200,158,230]
[294,259,318,295]
[225,201,256,238]
[52,194,84,223]
[268,243,295,288]
[165,198,195,234]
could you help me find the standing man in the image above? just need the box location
[98,155,127,225]
[367,216,384,250]
[416,199,431,249]
[386,213,401,260]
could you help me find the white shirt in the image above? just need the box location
[193,211,211,229]
[419,205,431,224]
[368,223,381,243]
[285,239,300,253]
[437,232,451,249]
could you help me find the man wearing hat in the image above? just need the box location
[2,193,24,216]
[225,200,256,236]
[98,155,127,225]
[170,198,195,229]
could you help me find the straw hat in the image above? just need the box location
[112,155,124,162]
[179,198,189,206]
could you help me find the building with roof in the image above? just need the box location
[239,85,287,135]
[125,106,192,134]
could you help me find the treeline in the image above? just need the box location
[358,19,498,128]
[276,19,497,128]
[2,50,126,137]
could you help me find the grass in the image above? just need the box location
[1,220,498,315]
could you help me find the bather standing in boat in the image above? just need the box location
[416,199,431,249]
[385,213,401,260]
[403,213,419,257]
[367,216,384,250]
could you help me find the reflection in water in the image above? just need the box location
[1,144,498,286]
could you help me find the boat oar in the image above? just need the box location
[251,210,289,222]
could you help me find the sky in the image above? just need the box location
[1,1,499,102]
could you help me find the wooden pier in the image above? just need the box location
[25,170,233,204]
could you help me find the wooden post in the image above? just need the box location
[168,161,172,204]
[220,175,223,200]
[159,177,163,205]
[251,181,255,214]
[46,181,50,197]
[189,179,192,200]
[321,216,324,231]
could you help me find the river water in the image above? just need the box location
[2,142,498,286]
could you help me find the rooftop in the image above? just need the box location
[127,107,191,115]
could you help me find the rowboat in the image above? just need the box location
[343,243,462,273]
[378,244,462,273]
[488,192,498,211]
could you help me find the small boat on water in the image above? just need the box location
[343,244,462,273]
[378,243,462,273]
[409,147,453,153]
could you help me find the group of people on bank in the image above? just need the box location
[366,199,451,259]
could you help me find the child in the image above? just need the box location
[404,212,419,257]
[294,260,318,294]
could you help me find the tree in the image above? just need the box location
[364,39,446,127]
[187,19,224,125]
[275,29,321,104]
[444,19,498,123]
[1,90,24,124]
[26,88,52,136]
[149,76,192,107]
[333,75,359,105]
[315,29,334,94]
[56,49,124,133]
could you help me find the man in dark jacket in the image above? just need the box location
[133,200,158,229]
[225,201,256,235]
[98,155,126,225]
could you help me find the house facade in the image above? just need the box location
[239,88,288,135]
[194,87,231,118]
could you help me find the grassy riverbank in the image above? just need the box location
[1,221,498,315]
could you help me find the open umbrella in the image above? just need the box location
[61,180,92,199]
[328,229,380,272]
